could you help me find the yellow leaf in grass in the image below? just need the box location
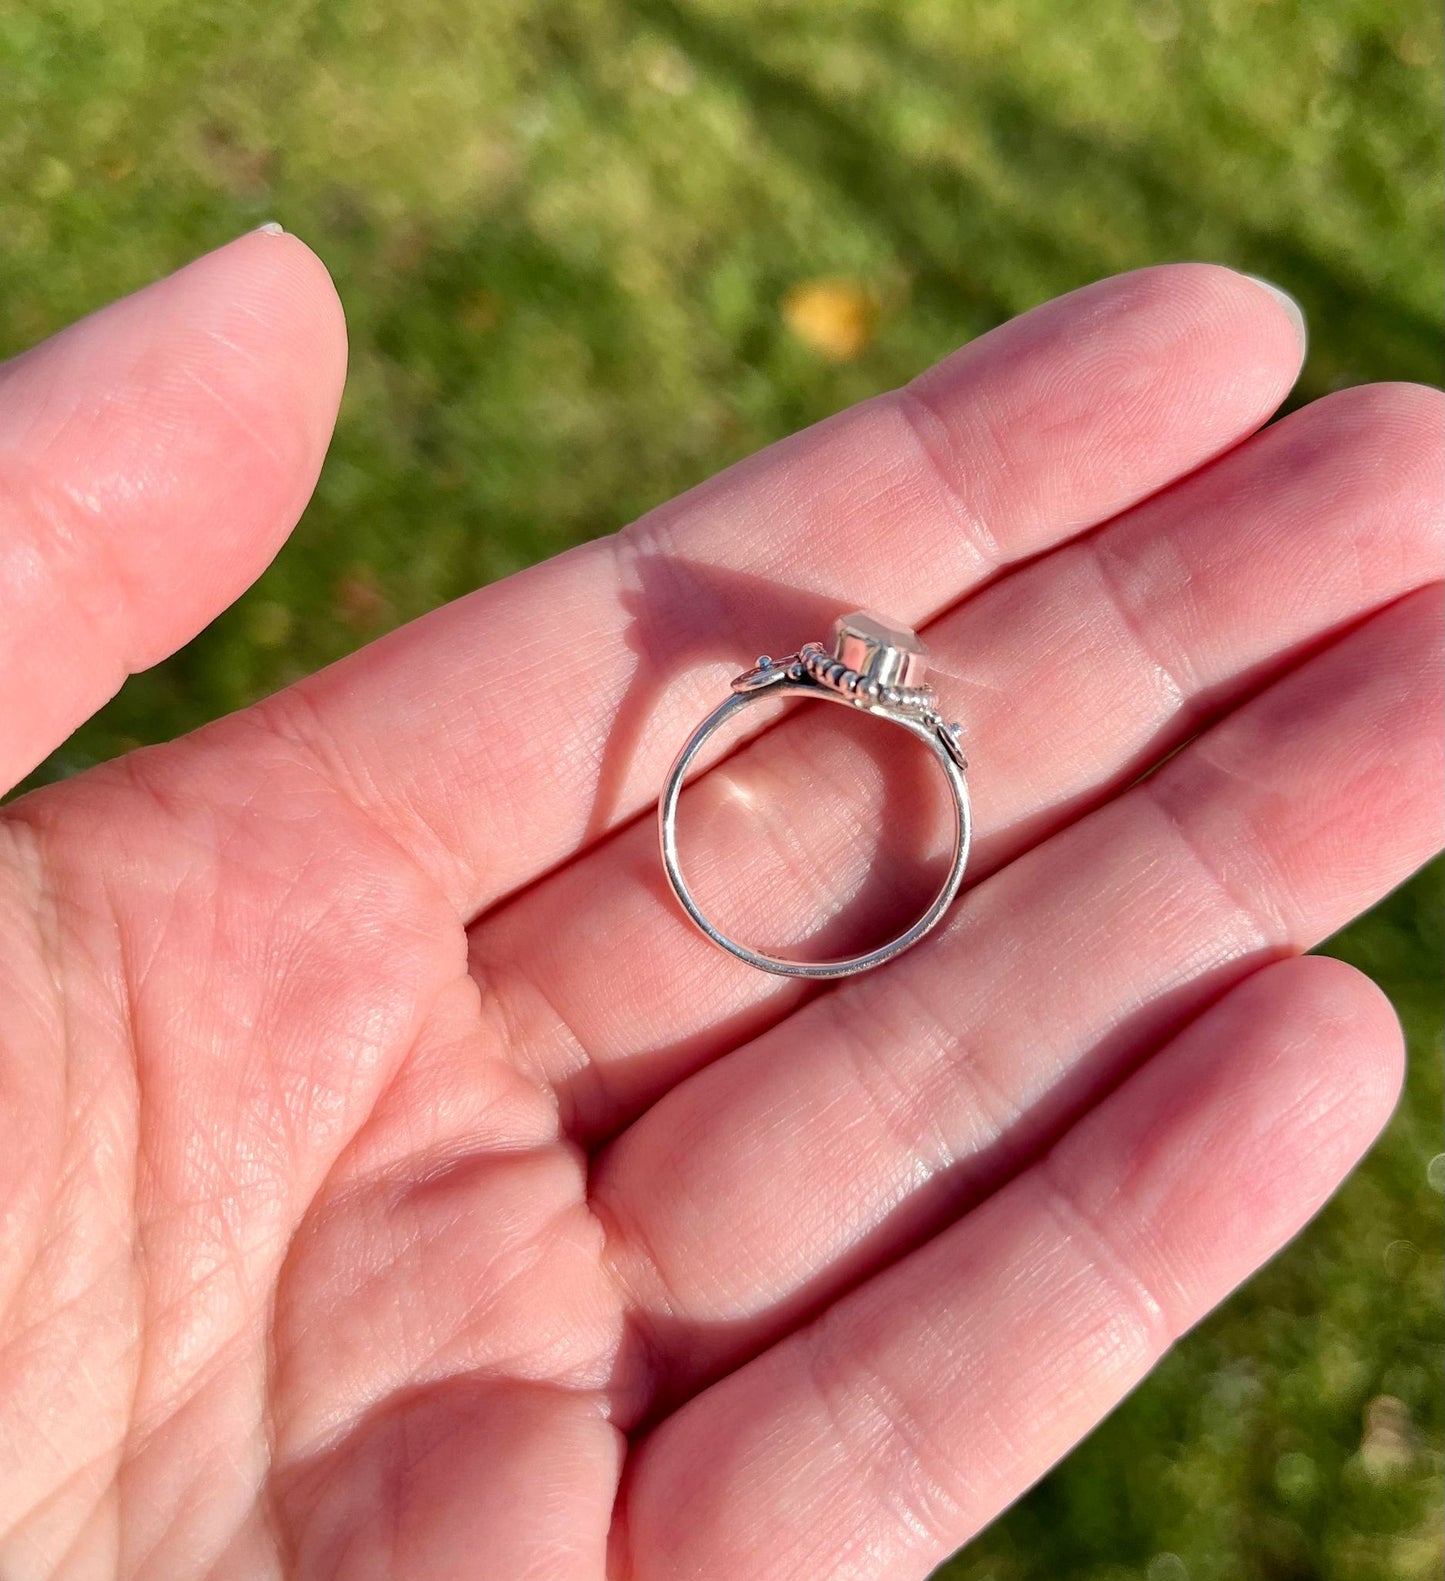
[782,278,877,361]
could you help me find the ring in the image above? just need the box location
[658,611,971,978]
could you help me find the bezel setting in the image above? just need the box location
[729,611,966,767]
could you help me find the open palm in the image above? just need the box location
[1,233,1439,1581]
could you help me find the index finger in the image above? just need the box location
[260,264,1303,917]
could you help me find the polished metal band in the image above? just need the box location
[658,677,972,979]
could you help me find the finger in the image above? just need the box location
[469,381,1442,1136]
[0,228,346,794]
[596,587,1442,1410]
[618,954,1404,1581]
[258,266,1303,915]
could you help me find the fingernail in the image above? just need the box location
[1239,273,1307,353]
[252,220,285,236]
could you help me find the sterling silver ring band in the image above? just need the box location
[658,611,972,979]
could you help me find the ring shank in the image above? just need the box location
[657,682,971,978]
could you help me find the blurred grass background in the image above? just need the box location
[2,1,1440,1576]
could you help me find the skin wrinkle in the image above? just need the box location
[890,385,1004,572]
[584,1188,681,1431]
[24,1465,123,1581]
[1031,1157,1175,1361]
[131,1347,267,1492]
[339,1165,598,1408]
[76,751,458,1574]
[14,1484,109,1581]
[842,957,1026,1163]
[435,1202,610,1392]
[5,1213,122,1415]
[829,1007,960,1204]
[5,273,330,713]
[39,860,136,1581]
[807,1319,970,1556]
[330,1038,560,1197]
[477,947,592,1135]
[1,462,136,666]
[257,660,503,921]
[197,326,274,385]
[113,877,236,1579]
[811,1000,978,1233]
[800,1343,914,1568]
[0,1260,130,1549]
[267,1048,437,1446]
[15,333,148,479]
[126,1157,273,1372]
[0,828,70,1305]
[1143,770,1291,947]
[1085,527,1194,711]
[263,1032,612,1459]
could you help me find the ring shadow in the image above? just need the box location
[554,536,960,1120]
[585,534,842,843]
[587,528,953,854]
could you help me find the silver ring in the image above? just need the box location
[658,611,971,978]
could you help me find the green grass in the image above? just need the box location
[3,2,1440,1576]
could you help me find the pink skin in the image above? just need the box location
[0,233,1438,1581]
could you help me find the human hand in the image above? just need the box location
[0,233,1438,1580]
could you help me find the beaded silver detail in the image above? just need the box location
[796,640,939,713]
[732,643,962,769]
